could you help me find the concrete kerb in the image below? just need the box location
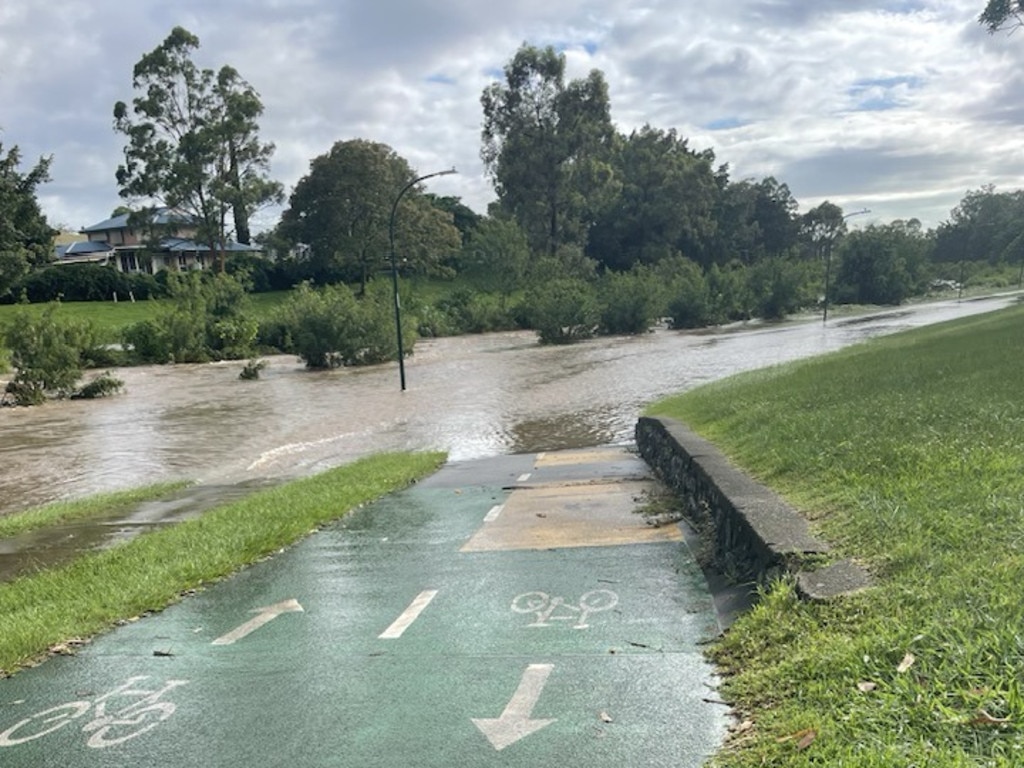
[635,416,871,604]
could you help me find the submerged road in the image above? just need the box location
[0,447,729,767]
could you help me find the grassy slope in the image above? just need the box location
[647,304,1024,767]
[0,451,445,676]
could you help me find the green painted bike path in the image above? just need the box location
[0,448,730,767]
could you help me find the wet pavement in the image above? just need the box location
[0,447,731,767]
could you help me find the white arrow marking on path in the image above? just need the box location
[472,663,556,751]
[211,599,304,646]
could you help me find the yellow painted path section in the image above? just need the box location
[461,447,682,552]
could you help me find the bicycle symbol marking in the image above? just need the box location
[511,589,619,629]
[0,676,189,749]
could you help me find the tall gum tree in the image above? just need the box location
[113,26,282,268]
[481,44,615,257]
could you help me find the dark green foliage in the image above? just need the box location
[225,252,293,293]
[2,304,87,404]
[0,143,54,280]
[276,140,461,291]
[121,320,170,364]
[746,256,815,319]
[461,217,530,305]
[71,372,124,399]
[419,288,514,336]
[524,277,599,344]
[15,264,162,303]
[271,281,415,368]
[586,126,718,271]
[980,0,1024,32]
[666,258,714,329]
[833,222,928,305]
[598,268,661,335]
[121,271,257,363]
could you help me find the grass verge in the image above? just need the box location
[0,482,190,539]
[0,451,445,677]
[647,304,1024,766]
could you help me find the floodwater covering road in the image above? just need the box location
[0,295,1017,517]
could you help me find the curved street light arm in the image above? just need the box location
[389,167,458,390]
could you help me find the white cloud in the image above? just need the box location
[2,0,1023,233]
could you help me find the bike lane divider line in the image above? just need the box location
[378,589,439,639]
[211,599,303,646]
[483,504,504,523]
[472,663,556,751]
[516,473,532,483]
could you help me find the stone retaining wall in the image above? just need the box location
[636,415,870,599]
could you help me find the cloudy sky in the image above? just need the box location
[2,0,1022,236]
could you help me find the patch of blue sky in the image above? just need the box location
[848,75,923,111]
[884,0,927,12]
[551,39,600,56]
[704,117,748,131]
[426,73,456,86]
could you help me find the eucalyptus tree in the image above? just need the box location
[0,142,54,296]
[278,139,460,291]
[980,0,1024,30]
[113,26,282,267]
[481,44,616,257]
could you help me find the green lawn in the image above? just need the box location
[0,291,293,342]
[647,303,1024,766]
[0,452,445,676]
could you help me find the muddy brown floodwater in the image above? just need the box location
[1,295,1017,521]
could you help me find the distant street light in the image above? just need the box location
[389,167,457,391]
[823,208,871,323]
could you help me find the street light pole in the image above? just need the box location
[389,167,456,391]
[823,208,870,323]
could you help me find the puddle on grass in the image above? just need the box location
[0,480,277,582]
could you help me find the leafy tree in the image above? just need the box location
[481,44,616,256]
[598,267,662,335]
[587,126,719,271]
[3,304,85,404]
[461,217,530,307]
[273,281,416,368]
[708,177,800,266]
[277,139,461,291]
[833,222,929,305]
[666,259,713,329]
[122,271,256,363]
[800,201,847,262]
[424,194,482,246]
[523,277,600,344]
[746,256,815,320]
[113,26,282,267]
[0,143,55,296]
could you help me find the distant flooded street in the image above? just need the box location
[1,295,1016,516]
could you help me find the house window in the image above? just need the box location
[119,253,138,272]
[196,255,205,269]
[178,254,188,269]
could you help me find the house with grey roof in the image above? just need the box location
[54,208,263,273]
